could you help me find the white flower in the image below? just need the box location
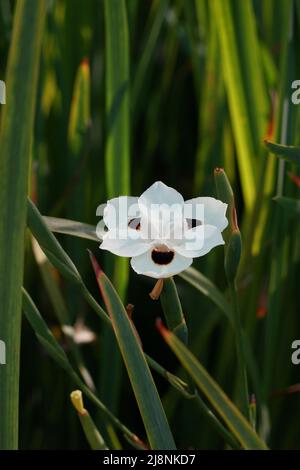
[99,181,228,279]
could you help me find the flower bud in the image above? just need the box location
[214,168,242,282]
[214,168,234,219]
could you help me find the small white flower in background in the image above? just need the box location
[99,181,228,279]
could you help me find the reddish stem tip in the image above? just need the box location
[81,57,89,68]
[132,435,149,450]
[126,303,134,319]
[155,317,169,337]
[214,167,224,174]
[250,394,256,405]
[288,171,300,187]
[231,207,239,231]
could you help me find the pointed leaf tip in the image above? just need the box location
[156,318,170,337]
[81,57,89,68]
[131,434,148,450]
[87,250,104,278]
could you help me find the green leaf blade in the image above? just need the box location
[265,140,300,166]
[158,321,268,450]
[0,0,46,449]
[89,252,176,450]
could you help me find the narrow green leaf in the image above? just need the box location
[89,252,176,450]
[265,140,300,167]
[215,168,243,283]
[68,59,90,157]
[22,288,74,372]
[104,0,130,294]
[28,198,82,284]
[78,410,109,450]
[180,267,261,412]
[43,216,100,242]
[66,58,91,320]
[104,0,130,197]
[160,277,188,344]
[214,168,235,229]
[66,58,91,314]
[194,13,224,192]
[228,281,249,419]
[158,322,268,450]
[211,0,268,210]
[263,3,296,402]
[103,0,131,413]
[193,393,240,449]
[0,0,46,449]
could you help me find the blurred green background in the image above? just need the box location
[0,0,300,449]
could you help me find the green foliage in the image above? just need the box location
[158,322,268,450]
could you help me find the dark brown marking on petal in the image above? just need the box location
[151,248,174,265]
[186,218,202,229]
[128,218,141,230]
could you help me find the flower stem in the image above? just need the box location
[160,277,188,345]
[229,281,249,419]
[149,279,164,300]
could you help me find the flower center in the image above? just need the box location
[151,245,174,265]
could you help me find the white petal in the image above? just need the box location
[174,224,225,258]
[103,196,139,230]
[138,182,185,241]
[138,181,184,212]
[130,249,192,279]
[139,210,187,242]
[100,229,151,257]
[184,197,228,231]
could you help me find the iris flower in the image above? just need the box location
[100,181,228,279]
